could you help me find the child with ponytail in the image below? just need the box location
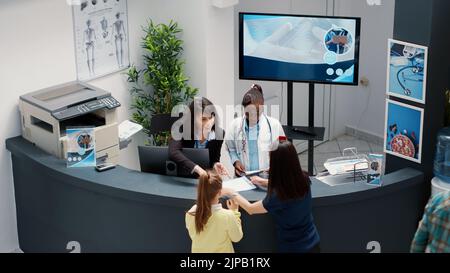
[185,170,243,253]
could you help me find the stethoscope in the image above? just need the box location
[392,49,424,96]
[397,65,423,96]
[238,114,273,155]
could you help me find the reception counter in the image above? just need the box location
[6,136,428,253]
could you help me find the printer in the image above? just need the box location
[19,81,121,164]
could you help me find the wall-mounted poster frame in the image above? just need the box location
[72,0,130,81]
[384,99,424,164]
[386,39,428,104]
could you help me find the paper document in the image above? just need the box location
[119,120,143,141]
[223,177,256,192]
[244,169,268,176]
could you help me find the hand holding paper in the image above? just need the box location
[223,177,256,192]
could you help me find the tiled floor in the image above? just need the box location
[298,134,384,175]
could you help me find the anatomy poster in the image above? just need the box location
[73,0,130,81]
[387,39,428,104]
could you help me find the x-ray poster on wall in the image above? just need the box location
[72,0,130,81]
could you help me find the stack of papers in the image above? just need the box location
[119,120,143,141]
[223,177,256,192]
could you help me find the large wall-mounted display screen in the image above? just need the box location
[239,13,361,85]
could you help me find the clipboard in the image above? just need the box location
[244,169,268,176]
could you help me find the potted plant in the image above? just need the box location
[126,20,198,146]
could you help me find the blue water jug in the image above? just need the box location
[434,127,450,184]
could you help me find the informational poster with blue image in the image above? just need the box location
[387,39,428,104]
[384,100,424,163]
[66,127,96,168]
[366,154,384,187]
[240,14,360,84]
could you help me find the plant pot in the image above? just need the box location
[149,113,181,146]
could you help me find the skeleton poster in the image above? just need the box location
[73,0,130,81]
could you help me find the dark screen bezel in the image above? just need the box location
[238,12,362,86]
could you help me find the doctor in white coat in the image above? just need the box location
[225,85,285,184]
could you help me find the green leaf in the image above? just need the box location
[126,19,198,146]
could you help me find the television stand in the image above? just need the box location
[284,82,325,176]
[283,126,325,141]
[293,127,316,136]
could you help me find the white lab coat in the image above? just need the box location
[225,114,285,171]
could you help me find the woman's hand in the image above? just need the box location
[193,165,207,177]
[214,163,230,178]
[250,176,269,188]
[234,161,246,177]
[221,187,236,198]
[226,199,239,211]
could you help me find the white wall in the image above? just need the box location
[0,0,77,253]
[332,0,395,138]
[204,3,236,172]
[0,0,235,252]
[205,4,235,117]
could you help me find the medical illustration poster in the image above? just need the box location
[66,127,96,168]
[384,99,424,163]
[73,0,130,81]
[387,39,428,104]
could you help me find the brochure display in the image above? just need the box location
[66,127,96,168]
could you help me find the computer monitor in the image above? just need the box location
[138,146,210,178]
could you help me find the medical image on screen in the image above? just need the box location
[241,14,360,84]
